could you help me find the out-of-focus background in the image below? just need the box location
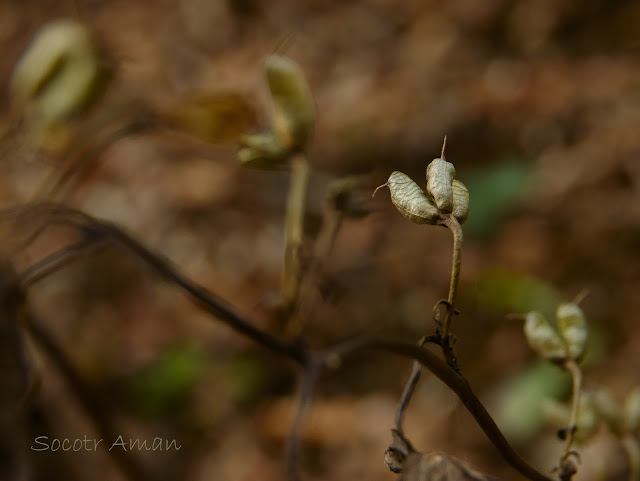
[1,1,639,480]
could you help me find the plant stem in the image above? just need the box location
[562,359,582,456]
[440,214,463,336]
[282,152,310,331]
[622,434,640,481]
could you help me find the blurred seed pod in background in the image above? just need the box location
[237,131,287,169]
[523,311,567,362]
[264,54,314,153]
[556,302,588,361]
[10,19,106,126]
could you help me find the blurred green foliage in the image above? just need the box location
[465,162,532,239]
[493,360,570,443]
[475,269,560,318]
[126,345,205,418]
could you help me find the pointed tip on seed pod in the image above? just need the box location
[264,54,314,152]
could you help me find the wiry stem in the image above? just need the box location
[562,359,583,456]
[282,152,310,330]
[395,213,464,432]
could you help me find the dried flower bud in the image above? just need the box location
[374,171,439,225]
[451,179,469,223]
[524,311,567,362]
[10,19,103,124]
[426,156,456,213]
[623,386,640,432]
[556,302,588,360]
[265,55,314,152]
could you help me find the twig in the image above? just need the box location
[325,338,554,481]
[394,336,427,432]
[285,358,321,481]
[24,315,149,481]
[5,203,307,365]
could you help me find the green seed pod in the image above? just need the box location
[524,311,567,362]
[556,302,588,360]
[426,157,456,213]
[623,386,640,432]
[10,19,103,124]
[374,171,439,225]
[451,179,469,223]
[237,131,287,169]
[265,55,314,152]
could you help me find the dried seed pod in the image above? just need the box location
[591,388,622,434]
[374,171,439,225]
[426,156,456,213]
[451,179,469,223]
[265,55,314,152]
[623,386,640,432]
[556,302,588,360]
[237,131,287,169]
[10,19,103,124]
[524,311,567,362]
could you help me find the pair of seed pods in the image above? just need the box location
[374,149,469,225]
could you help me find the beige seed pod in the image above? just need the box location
[237,131,287,169]
[265,55,314,152]
[623,386,640,432]
[524,311,567,362]
[556,302,588,360]
[374,171,439,225]
[426,156,456,213]
[10,19,103,124]
[451,179,469,223]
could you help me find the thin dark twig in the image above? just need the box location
[323,338,554,481]
[4,202,307,365]
[394,336,427,432]
[285,358,321,481]
[24,315,149,481]
[20,234,108,287]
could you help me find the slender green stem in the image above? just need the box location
[282,152,310,330]
[440,214,463,336]
[562,359,582,456]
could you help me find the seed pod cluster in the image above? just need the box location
[373,140,469,225]
[238,54,314,169]
[522,302,589,363]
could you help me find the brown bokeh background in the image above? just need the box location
[1,1,639,480]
